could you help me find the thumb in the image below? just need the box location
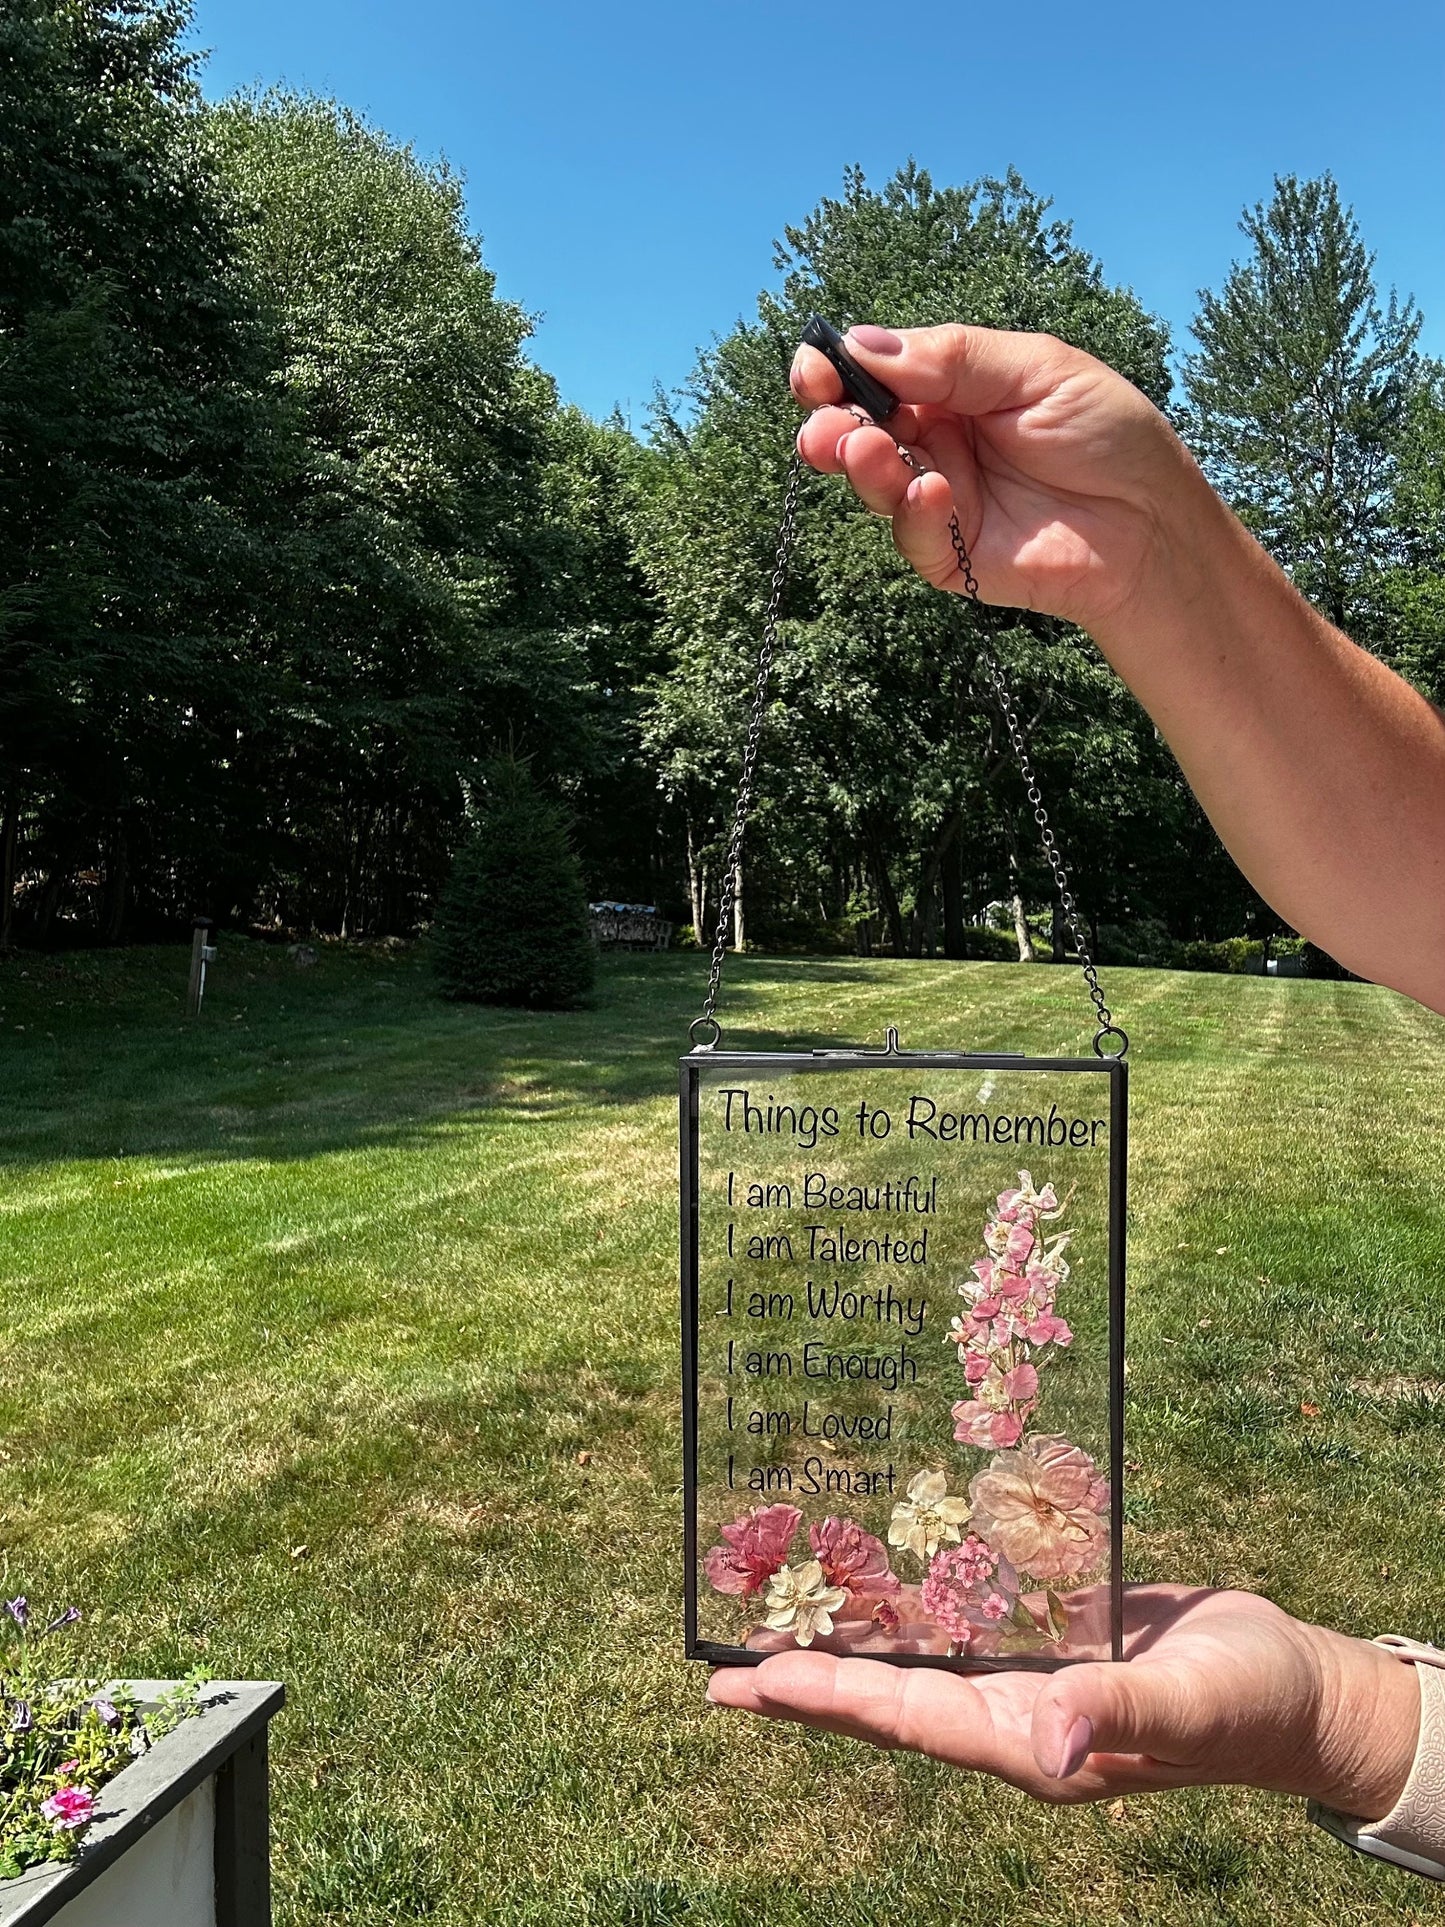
[1030,1660,1216,1783]
[837,322,1079,422]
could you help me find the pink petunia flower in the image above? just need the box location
[41,1786,94,1832]
[703,1503,802,1597]
[809,1516,900,1597]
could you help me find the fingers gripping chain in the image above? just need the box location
[689,396,1126,1061]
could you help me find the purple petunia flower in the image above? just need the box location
[90,1695,120,1729]
[9,1700,32,1734]
[43,1606,80,1637]
[6,1597,28,1630]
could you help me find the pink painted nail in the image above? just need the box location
[846,324,903,355]
[1052,1715,1095,1779]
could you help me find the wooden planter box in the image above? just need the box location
[0,1681,284,1927]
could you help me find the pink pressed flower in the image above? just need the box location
[1025,1311,1072,1347]
[920,1536,1019,1651]
[809,1516,900,1597]
[972,1257,999,1290]
[703,1503,802,1597]
[951,1400,1025,1449]
[989,1409,1025,1447]
[997,1174,1060,1221]
[871,1597,901,1634]
[996,1271,1030,1304]
[41,1786,94,1831]
[963,1352,989,1385]
[972,1295,1001,1320]
[1004,1222,1035,1266]
[969,1435,1110,1582]
[1002,1362,1039,1402]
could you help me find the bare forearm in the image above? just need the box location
[1095,449,1445,1012]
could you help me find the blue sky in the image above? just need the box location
[191,0,1445,425]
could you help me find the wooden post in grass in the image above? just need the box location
[187,918,216,1016]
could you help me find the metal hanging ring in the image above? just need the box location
[688,1015,722,1051]
[1092,1024,1129,1060]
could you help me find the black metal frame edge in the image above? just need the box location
[679,1048,1127,1672]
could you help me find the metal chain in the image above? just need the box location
[688,451,805,1050]
[934,468,1127,1061]
[689,428,1127,1060]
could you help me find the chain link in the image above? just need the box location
[690,427,1126,1060]
[690,451,805,1049]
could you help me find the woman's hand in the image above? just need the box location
[792,320,1445,1012]
[791,322,1205,636]
[707,1583,1421,1817]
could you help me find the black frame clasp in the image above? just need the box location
[800,315,902,423]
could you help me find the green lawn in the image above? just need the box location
[5,941,1445,1925]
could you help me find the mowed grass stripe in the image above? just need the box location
[4,942,1445,1925]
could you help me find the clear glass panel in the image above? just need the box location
[686,1055,1122,1669]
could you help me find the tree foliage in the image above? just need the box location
[432,759,594,1007]
[0,0,288,942]
[1182,174,1421,628]
[635,165,1234,958]
[1,14,1436,965]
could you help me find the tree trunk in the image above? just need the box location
[1011,892,1035,963]
[1050,896,1069,961]
[871,847,906,956]
[941,839,966,959]
[103,819,129,945]
[33,865,65,944]
[1002,820,1034,962]
[0,796,17,951]
[686,817,705,939]
[911,810,963,958]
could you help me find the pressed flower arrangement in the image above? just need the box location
[698,1168,1114,1663]
[0,1597,204,1879]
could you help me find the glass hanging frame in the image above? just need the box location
[681,1040,1126,1673]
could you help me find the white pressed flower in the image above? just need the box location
[887,1469,972,1563]
[761,1560,850,1647]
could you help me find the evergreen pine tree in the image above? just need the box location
[433,761,595,1007]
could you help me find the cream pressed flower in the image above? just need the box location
[968,1435,1110,1582]
[888,1469,972,1563]
[761,1560,850,1647]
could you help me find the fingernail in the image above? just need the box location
[1051,1715,1094,1779]
[905,476,926,507]
[846,324,903,355]
[834,431,855,462]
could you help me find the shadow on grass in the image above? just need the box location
[0,942,903,1174]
